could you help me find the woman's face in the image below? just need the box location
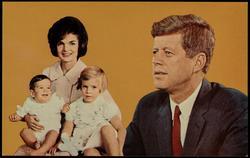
[56,33,79,63]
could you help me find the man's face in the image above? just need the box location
[152,33,196,93]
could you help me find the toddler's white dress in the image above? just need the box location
[58,94,120,155]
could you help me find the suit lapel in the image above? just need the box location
[183,79,212,155]
[155,93,172,155]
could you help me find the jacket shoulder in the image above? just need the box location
[136,90,168,110]
[210,82,248,109]
[140,89,167,101]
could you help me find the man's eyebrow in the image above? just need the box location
[153,47,172,50]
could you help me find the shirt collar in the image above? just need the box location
[48,61,63,81]
[170,81,202,119]
[65,60,86,84]
[49,59,86,84]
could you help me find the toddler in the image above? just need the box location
[58,66,126,156]
[9,74,69,155]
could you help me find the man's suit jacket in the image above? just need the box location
[123,79,248,156]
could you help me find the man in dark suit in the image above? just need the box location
[123,14,248,156]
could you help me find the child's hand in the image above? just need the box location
[48,142,60,155]
[9,113,22,122]
[61,103,70,113]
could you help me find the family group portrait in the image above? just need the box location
[2,2,247,156]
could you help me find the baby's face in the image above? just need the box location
[81,77,101,103]
[31,79,52,103]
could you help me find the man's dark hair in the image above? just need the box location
[151,14,215,73]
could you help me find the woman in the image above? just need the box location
[14,16,121,156]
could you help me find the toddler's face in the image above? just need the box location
[31,79,52,103]
[81,77,101,103]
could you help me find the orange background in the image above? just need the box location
[2,2,247,155]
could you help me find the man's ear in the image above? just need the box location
[193,52,206,73]
[30,89,35,97]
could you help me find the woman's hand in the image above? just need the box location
[24,114,44,131]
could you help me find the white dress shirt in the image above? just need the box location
[170,81,202,146]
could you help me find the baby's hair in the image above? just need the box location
[77,66,108,92]
[29,74,51,90]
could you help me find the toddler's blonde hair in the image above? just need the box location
[77,66,108,92]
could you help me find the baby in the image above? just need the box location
[58,66,126,156]
[9,74,69,155]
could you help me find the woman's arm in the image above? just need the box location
[102,90,121,118]
[110,115,127,155]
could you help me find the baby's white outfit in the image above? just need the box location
[16,93,64,142]
[58,94,120,155]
